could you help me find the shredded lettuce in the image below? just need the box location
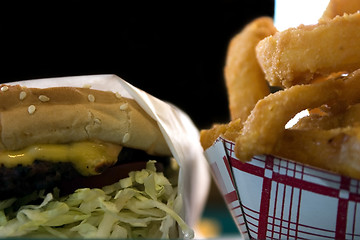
[0,160,194,239]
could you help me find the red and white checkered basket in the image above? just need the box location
[205,137,360,240]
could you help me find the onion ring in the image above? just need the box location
[293,103,360,130]
[272,127,360,180]
[256,12,360,88]
[200,118,243,150]
[235,69,360,161]
[320,0,360,21]
[224,17,276,121]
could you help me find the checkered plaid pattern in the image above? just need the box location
[205,137,360,240]
[205,138,249,239]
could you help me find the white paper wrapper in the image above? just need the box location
[205,137,360,240]
[6,74,211,238]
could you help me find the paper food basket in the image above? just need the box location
[204,137,360,239]
[5,74,211,239]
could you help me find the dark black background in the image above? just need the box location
[0,1,274,130]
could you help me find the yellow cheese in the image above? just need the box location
[0,142,122,176]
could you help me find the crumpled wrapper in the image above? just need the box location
[205,137,360,240]
[7,74,211,238]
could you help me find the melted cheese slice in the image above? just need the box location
[0,142,123,176]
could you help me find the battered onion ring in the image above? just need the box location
[320,0,360,21]
[272,127,360,180]
[224,17,276,121]
[291,113,341,130]
[200,111,360,180]
[292,103,360,130]
[235,69,360,161]
[200,119,243,151]
[256,12,360,88]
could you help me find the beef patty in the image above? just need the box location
[0,147,169,200]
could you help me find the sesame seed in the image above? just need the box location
[38,95,50,102]
[120,103,128,111]
[19,91,27,100]
[1,86,8,92]
[115,92,122,99]
[94,118,101,124]
[28,105,36,115]
[88,94,95,102]
[82,84,92,89]
[123,133,130,143]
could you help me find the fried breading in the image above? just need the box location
[256,12,360,88]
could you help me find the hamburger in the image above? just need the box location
[0,84,193,238]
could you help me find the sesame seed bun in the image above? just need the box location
[0,85,171,156]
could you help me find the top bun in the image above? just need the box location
[0,85,171,156]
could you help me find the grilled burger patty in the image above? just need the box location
[0,160,79,200]
[0,147,169,200]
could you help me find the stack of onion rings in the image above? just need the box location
[200,0,360,180]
